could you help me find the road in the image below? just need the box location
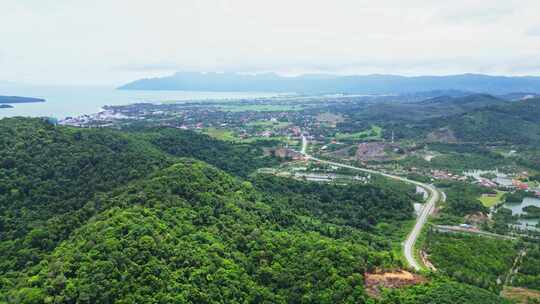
[299,135,441,271]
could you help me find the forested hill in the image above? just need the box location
[436,97,540,145]
[0,117,277,282]
[6,161,396,303]
[0,118,407,302]
[0,118,513,303]
[419,94,507,110]
[346,94,540,146]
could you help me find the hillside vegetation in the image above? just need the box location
[0,118,402,303]
[425,232,518,293]
[0,118,516,303]
[442,98,540,145]
[6,161,393,303]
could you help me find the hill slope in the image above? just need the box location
[0,118,277,277]
[7,161,397,303]
[0,118,515,303]
[0,118,408,303]
[439,97,540,145]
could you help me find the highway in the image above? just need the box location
[299,135,441,271]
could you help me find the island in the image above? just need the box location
[0,95,46,104]
[0,104,13,109]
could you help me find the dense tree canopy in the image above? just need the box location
[425,232,518,293]
[379,279,513,304]
[0,118,417,303]
[0,118,523,303]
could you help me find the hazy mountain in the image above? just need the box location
[119,72,540,94]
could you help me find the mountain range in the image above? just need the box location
[119,72,540,94]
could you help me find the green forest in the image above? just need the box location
[380,279,513,304]
[512,245,540,291]
[425,232,518,293]
[0,118,518,303]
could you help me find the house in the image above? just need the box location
[261,131,272,137]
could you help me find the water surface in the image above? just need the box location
[503,197,540,231]
[0,84,281,119]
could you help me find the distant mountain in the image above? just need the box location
[0,95,45,104]
[119,72,540,94]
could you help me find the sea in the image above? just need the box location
[0,84,281,119]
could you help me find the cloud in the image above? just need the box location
[1,0,540,85]
[437,6,514,24]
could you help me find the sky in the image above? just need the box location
[2,0,540,85]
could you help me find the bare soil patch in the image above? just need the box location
[365,270,426,298]
[502,287,540,303]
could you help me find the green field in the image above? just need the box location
[204,127,299,146]
[203,127,237,141]
[479,190,506,207]
[336,125,383,141]
[219,104,301,112]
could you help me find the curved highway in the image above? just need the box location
[299,135,441,271]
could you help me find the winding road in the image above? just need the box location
[299,135,442,271]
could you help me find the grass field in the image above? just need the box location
[203,128,237,141]
[336,125,383,141]
[218,104,301,112]
[479,190,506,207]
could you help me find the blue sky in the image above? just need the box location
[1,0,540,85]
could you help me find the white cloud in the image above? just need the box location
[1,0,540,85]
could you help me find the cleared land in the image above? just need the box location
[203,128,237,141]
[502,287,540,303]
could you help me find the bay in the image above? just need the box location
[0,84,281,119]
